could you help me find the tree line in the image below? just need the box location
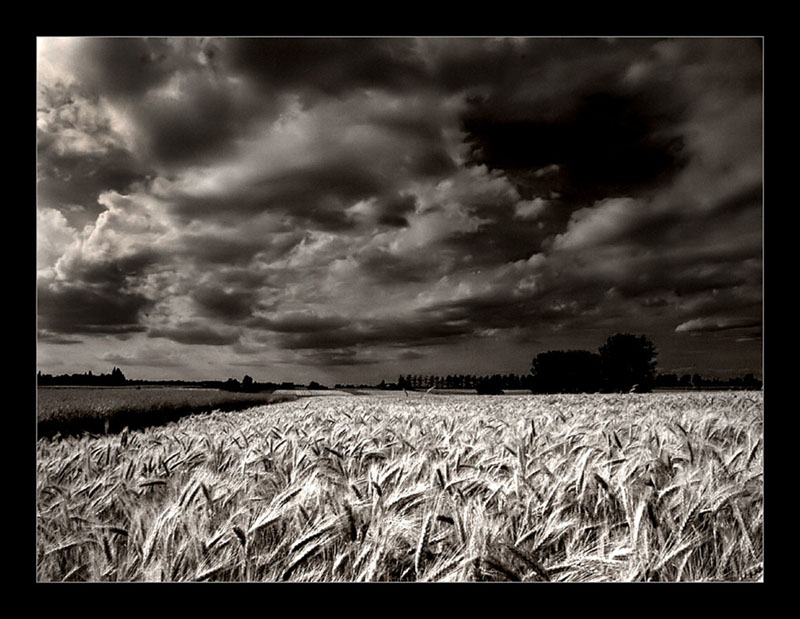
[37,367,127,387]
[396,373,533,391]
[526,333,761,393]
[37,333,762,393]
[653,373,762,390]
[529,333,657,393]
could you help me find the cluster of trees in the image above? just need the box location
[530,333,658,393]
[654,373,762,390]
[219,375,289,393]
[37,367,127,387]
[396,374,533,391]
[220,376,337,392]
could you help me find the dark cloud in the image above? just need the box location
[609,181,763,254]
[439,220,550,267]
[168,160,384,228]
[167,150,447,236]
[226,38,427,98]
[175,233,273,266]
[425,38,655,95]
[36,84,152,218]
[417,287,579,335]
[263,162,386,223]
[276,315,475,351]
[376,214,410,228]
[462,90,688,204]
[59,250,161,288]
[74,38,178,98]
[133,75,260,167]
[191,285,257,322]
[36,147,148,215]
[100,351,183,367]
[248,311,349,334]
[292,348,383,367]
[148,321,240,346]
[374,194,417,228]
[355,247,440,284]
[42,39,273,174]
[174,228,303,268]
[38,281,151,336]
[708,182,763,217]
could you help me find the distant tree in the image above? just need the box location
[110,367,126,385]
[655,373,679,389]
[476,374,504,395]
[599,334,658,393]
[242,375,254,391]
[742,374,763,390]
[530,350,602,393]
[222,378,241,392]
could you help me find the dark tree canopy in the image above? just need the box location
[599,333,658,392]
[476,374,505,395]
[37,367,127,386]
[528,333,658,394]
[530,350,602,393]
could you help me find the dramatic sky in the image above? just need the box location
[36,37,763,383]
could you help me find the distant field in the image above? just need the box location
[36,391,763,582]
[272,389,353,397]
[37,387,296,438]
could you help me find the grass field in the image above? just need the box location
[36,391,763,582]
[37,387,296,439]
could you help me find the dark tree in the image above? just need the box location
[530,350,602,393]
[599,333,658,392]
[476,374,504,395]
[655,373,679,389]
[109,367,126,385]
[222,378,241,392]
[742,374,763,390]
[242,375,254,391]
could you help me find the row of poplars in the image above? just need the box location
[36,392,763,581]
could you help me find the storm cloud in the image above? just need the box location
[36,37,763,382]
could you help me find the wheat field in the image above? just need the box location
[36,392,763,582]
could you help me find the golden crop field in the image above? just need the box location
[36,392,763,582]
